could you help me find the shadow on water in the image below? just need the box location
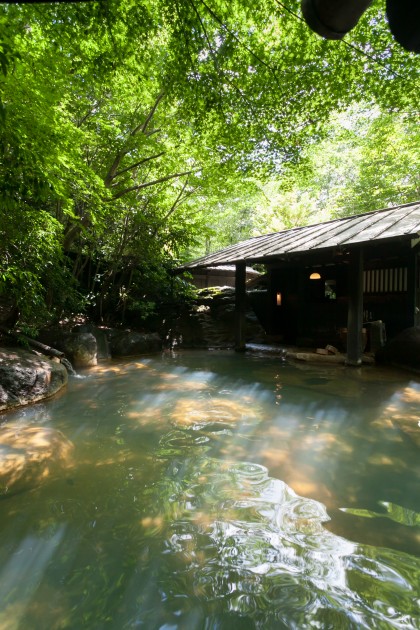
[0,350,419,629]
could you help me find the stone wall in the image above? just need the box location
[173,287,267,348]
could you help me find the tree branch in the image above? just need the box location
[111,170,195,201]
[104,152,125,188]
[152,176,197,237]
[162,177,193,223]
[198,0,282,88]
[113,152,165,179]
[103,93,165,188]
[130,92,166,137]
[144,128,161,138]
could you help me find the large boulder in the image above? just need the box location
[72,324,111,359]
[38,330,98,368]
[39,325,162,361]
[0,425,74,496]
[375,326,420,370]
[0,348,68,411]
[61,332,97,367]
[108,330,162,356]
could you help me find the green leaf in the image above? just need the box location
[340,501,420,528]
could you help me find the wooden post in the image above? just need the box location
[346,247,364,366]
[407,248,419,327]
[235,262,246,352]
[297,268,305,344]
[416,252,420,327]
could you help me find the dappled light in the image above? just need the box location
[382,381,420,448]
[0,352,419,627]
[401,385,420,404]
[366,454,408,470]
[1,0,419,617]
[89,361,153,376]
[170,397,260,427]
[152,378,211,392]
[126,407,164,427]
[0,426,74,496]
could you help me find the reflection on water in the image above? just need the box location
[154,455,418,628]
[0,350,419,629]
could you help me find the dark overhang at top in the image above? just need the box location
[179,201,420,270]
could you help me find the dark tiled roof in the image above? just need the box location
[181,201,420,269]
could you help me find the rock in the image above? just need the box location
[295,352,346,363]
[0,348,68,411]
[290,351,374,365]
[72,324,110,359]
[108,330,162,356]
[61,332,97,367]
[326,344,339,355]
[39,325,162,361]
[0,425,74,496]
[38,330,97,368]
[375,326,420,370]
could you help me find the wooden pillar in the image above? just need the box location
[297,268,305,344]
[346,247,364,366]
[416,252,420,327]
[267,267,275,334]
[407,247,419,327]
[235,262,246,352]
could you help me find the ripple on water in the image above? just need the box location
[228,461,269,484]
[157,429,211,457]
[151,455,420,629]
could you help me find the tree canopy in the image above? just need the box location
[0,0,419,328]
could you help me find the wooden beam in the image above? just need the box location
[346,247,364,366]
[235,262,246,352]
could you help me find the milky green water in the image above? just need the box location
[0,349,420,629]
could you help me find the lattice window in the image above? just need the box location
[363,268,407,294]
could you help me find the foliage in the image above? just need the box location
[341,501,420,527]
[333,111,420,216]
[0,0,419,327]
[245,106,420,235]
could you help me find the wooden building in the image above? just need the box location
[189,265,260,289]
[179,201,420,365]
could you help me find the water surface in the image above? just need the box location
[1,349,419,629]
